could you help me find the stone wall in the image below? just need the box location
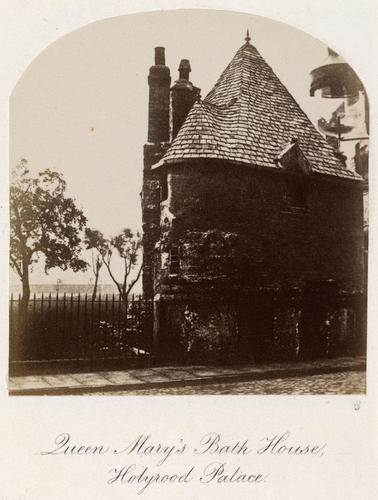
[142,144,165,300]
[158,162,363,293]
[151,161,364,361]
[155,293,363,363]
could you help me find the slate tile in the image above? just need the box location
[160,42,361,181]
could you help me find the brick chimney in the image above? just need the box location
[171,59,200,139]
[147,47,171,144]
[142,48,171,304]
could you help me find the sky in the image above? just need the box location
[10,9,341,288]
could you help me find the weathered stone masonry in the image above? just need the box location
[142,47,171,300]
[142,37,365,362]
[161,164,363,290]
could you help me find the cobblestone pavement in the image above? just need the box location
[87,370,365,395]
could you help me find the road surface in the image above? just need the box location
[86,370,365,395]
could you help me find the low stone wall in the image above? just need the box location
[155,290,365,363]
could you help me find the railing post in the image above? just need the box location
[9,293,14,359]
[118,293,122,358]
[98,293,102,358]
[131,293,135,337]
[62,292,66,345]
[111,294,115,355]
[77,293,81,321]
[77,293,81,356]
[55,292,58,356]
[84,293,88,356]
[125,294,128,351]
[90,292,94,359]
[41,292,44,327]
[138,295,142,349]
[69,292,73,341]
[17,293,21,334]
[105,294,109,356]
[47,293,52,356]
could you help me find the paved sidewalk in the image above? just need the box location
[8,356,366,395]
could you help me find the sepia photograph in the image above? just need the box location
[8,8,368,396]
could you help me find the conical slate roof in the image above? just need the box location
[160,39,360,180]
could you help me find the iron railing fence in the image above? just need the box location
[9,293,153,362]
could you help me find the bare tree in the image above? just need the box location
[84,228,105,300]
[85,227,142,306]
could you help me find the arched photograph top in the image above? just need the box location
[9,9,368,396]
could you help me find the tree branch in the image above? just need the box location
[10,255,23,278]
[102,255,122,295]
[126,261,143,296]
[11,198,28,245]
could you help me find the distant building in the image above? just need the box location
[310,47,368,294]
[142,34,364,361]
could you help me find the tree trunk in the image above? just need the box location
[92,271,99,301]
[17,260,30,359]
[21,261,30,309]
[91,253,102,301]
[121,291,129,312]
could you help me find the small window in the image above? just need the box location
[169,246,180,274]
[161,174,168,201]
[285,179,307,208]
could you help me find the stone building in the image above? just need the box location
[142,34,364,362]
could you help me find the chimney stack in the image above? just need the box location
[147,47,171,144]
[178,59,191,80]
[171,58,200,140]
[154,46,165,65]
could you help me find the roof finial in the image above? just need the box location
[245,29,251,43]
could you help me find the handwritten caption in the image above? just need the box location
[40,432,327,494]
